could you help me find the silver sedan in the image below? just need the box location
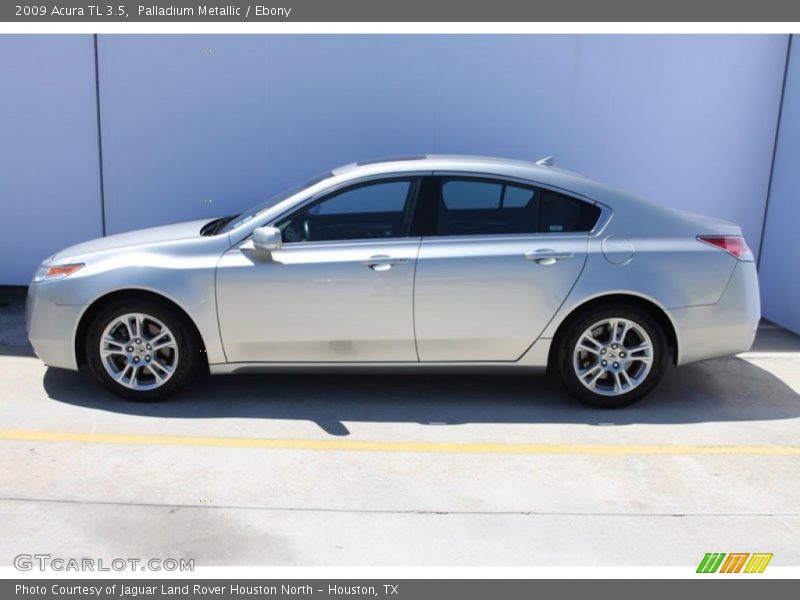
[26,155,760,407]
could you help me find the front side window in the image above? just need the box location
[276,178,418,243]
[436,178,539,236]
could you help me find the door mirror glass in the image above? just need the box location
[252,226,283,252]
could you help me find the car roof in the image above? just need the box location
[336,154,558,175]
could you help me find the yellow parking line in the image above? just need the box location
[0,429,798,455]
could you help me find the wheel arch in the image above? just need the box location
[74,288,209,370]
[547,293,679,369]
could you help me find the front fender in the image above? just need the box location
[47,237,230,365]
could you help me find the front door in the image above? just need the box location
[216,177,422,363]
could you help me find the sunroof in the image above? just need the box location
[356,155,428,166]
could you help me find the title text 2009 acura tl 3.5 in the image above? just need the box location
[26,155,760,407]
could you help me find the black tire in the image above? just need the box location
[85,298,200,401]
[555,304,669,408]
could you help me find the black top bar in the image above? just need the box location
[4,0,800,22]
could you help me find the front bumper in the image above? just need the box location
[668,260,760,366]
[26,283,84,371]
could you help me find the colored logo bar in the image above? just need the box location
[697,553,773,573]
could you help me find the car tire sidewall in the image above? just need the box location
[556,305,669,408]
[85,300,198,401]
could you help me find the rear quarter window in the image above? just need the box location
[539,189,601,233]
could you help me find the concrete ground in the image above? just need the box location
[1,286,799,567]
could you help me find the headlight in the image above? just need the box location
[33,263,84,282]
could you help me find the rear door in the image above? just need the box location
[413,175,600,361]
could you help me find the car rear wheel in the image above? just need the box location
[555,305,669,408]
[85,299,198,401]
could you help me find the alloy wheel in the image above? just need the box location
[99,312,179,390]
[572,317,654,397]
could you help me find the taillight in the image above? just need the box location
[697,236,752,260]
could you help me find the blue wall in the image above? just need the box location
[0,35,791,318]
[97,35,786,247]
[0,35,103,284]
[759,37,800,333]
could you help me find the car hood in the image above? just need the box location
[51,219,211,261]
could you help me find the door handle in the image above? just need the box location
[525,249,574,265]
[361,255,409,271]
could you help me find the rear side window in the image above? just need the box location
[503,186,536,208]
[436,179,538,236]
[540,189,601,233]
[442,181,503,210]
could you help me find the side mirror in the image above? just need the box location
[252,226,282,253]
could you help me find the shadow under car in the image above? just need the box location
[42,354,800,435]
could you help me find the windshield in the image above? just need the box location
[219,171,333,234]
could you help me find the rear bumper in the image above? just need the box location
[668,260,760,366]
[26,283,83,371]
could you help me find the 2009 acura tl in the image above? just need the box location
[26,155,760,407]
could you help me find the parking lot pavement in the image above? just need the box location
[1,288,799,566]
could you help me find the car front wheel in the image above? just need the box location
[556,305,669,408]
[85,299,199,401]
